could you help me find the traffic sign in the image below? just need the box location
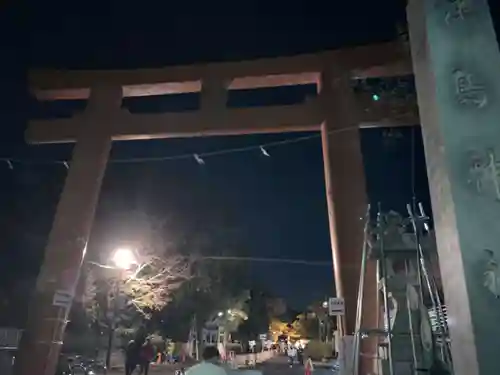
[52,289,73,310]
[328,297,345,316]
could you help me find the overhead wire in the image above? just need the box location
[0,126,357,169]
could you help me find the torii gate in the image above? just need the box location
[14,1,500,374]
[19,41,413,375]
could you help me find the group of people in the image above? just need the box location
[287,344,314,375]
[286,345,302,366]
[125,342,227,375]
[124,339,314,375]
[124,337,156,375]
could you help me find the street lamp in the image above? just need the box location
[105,247,137,372]
[111,247,137,270]
[317,301,328,343]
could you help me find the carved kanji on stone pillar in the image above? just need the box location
[408,0,500,374]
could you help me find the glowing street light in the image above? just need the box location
[104,247,137,370]
[111,247,137,270]
[322,300,328,308]
[218,311,224,317]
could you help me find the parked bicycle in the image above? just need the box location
[63,356,107,375]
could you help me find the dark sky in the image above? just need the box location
[0,1,498,308]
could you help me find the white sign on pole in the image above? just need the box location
[52,290,73,309]
[328,297,345,316]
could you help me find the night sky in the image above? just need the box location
[0,1,499,308]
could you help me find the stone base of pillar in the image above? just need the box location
[338,335,354,375]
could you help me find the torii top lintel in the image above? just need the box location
[27,42,416,144]
[30,42,412,100]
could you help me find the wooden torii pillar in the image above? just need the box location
[14,42,416,375]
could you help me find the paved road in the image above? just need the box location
[254,356,334,375]
[107,362,186,375]
[108,356,335,375]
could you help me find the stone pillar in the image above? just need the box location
[14,87,121,375]
[320,68,378,374]
[338,335,354,375]
[407,1,500,374]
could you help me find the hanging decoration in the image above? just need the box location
[260,146,270,157]
[193,154,205,165]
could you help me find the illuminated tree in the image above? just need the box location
[121,254,192,314]
[80,212,195,336]
[269,317,301,341]
[157,262,251,341]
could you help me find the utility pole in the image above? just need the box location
[105,278,120,372]
[195,318,199,361]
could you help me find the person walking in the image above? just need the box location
[305,357,314,375]
[125,340,140,375]
[139,338,155,375]
[297,347,304,365]
[287,345,297,367]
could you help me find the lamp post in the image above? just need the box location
[104,248,137,372]
[319,300,328,343]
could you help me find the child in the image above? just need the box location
[305,357,314,375]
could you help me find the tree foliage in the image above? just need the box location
[269,318,300,341]
[267,299,334,341]
[79,212,195,334]
[81,251,192,333]
[235,290,274,343]
[121,254,191,314]
[156,260,251,341]
[79,208,264,342]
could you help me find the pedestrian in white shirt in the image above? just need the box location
[287,346,297,367]
[186,347,227,375]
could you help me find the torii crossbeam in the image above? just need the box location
[27,41,416,144]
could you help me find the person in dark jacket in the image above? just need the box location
[139,338,155,375]
[125,340,140,375]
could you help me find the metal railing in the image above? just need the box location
[352,205,375,375]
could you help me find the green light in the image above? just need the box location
[372,94,380,101]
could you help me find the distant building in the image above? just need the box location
[201,322,224,347]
